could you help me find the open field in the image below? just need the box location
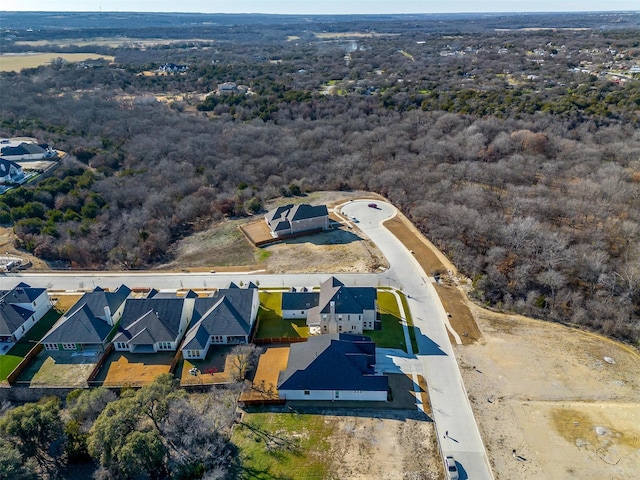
[457,306,640,480]
[0,53,114,72]
[434,284,482,345]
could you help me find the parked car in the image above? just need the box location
[368,203,377,208]
[445,456,459,480]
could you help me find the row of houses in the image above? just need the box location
[1,278,389,401]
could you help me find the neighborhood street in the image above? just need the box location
[1,199,494,480]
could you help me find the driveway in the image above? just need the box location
[3,199,493,479]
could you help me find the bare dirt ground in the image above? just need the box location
[456,306,640,480]
[326,412,440,480]
[0,227,49,270]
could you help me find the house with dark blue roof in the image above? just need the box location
[181,285,259,360]
[278,333,388,401]
[112,297,194,353]
[303,277,377,335]
[0,282,51,343]
[281,291,320,319]
[264,203,329,238]
[41,285,131,351]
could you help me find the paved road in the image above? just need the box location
[2,199,493,479]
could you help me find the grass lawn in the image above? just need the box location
[399,294,420,353]
[0,308,63,381]
[369,291,418,352]
[232,412,332,479]
[255,292,309,339]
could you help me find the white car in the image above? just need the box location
[445,456,459,480]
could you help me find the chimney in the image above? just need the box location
[104,306,112,326]
[330,301,335,319]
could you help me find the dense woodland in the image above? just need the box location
[1,12,639,350]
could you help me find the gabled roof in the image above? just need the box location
[265,204,328,234]
[113,298,185,345]
[0,142,46,157]
[282,292,319,311]
[66,284,131,318]
[317,277,376,314]
[0,283,46,304]
[0,158,22,175]
[182,288,256,350]
[0,302,31,335]
[278,333,387,392]
[42,303,112,345]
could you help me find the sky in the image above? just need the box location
[1,1,639,14]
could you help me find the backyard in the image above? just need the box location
[0,308,62,381]
[254,291,309,340]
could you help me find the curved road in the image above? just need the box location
[2,199,493,480]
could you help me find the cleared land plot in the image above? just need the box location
[241,346,289,402]
[20,350,99,387]
[232,409,439,480]
[458,306,640,480]
[50,294,83,313]
[0,53,114,72]
[179,345,235,386]
[98,352,174,387]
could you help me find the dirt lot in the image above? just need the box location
[325,411,440,480]
[100,352,174,387]
[456,306,640,480]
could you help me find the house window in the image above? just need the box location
[44,343,58,351]
[62,343,76,350]
[117,342,127,349]
[351,325,356,330]
[301,311,304,314]
[304,390,310,395]
[323,326,327,332]
[335,391,340,399]
[338,326,342,332]
[338,315,342,321]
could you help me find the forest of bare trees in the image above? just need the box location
[1,12,639,345]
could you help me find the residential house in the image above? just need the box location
[41,285,131,351]
[264,204,329,238]
[0,139,57,161]
[305,277,377,335]
[0,159,25,184]
[0,282,51,343]
[112,297,194,353]
[181,284,259,360]
[277,333,388,401]
[281,291,319,319]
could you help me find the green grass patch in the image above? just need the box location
[7,308,62,357]
[0,308,62,381]
[369,291,418,352]
[399,293,419,353]
[232,412,332,480]
[255,292,309,339]
[0,355,22,380]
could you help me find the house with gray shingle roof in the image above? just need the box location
[0,158,25,184]
[181,285,259,360]
[41,285,131,351]
[112,297,194,353]
[264,203,329,238]
[0,139,57,161]
[277,333,388,401]
[302,277,377,334]
[0,282,51,343]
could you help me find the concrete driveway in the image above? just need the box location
[3,199,493,479]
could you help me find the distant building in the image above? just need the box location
[0,139,57,162]
[264,203,329,238]
[0,158,25,184]
[278,333,388,401]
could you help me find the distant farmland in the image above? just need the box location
[0,53,114,72]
